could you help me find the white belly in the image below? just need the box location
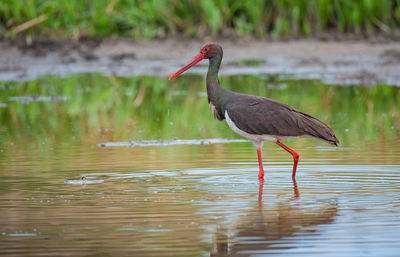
[225,110,304,148]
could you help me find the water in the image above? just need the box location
[0,74,399,256]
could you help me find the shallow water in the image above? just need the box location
[0,74,400,256]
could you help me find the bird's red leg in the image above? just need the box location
[276,141,300,178]
[258,178,264,208]
[257,148,264,179]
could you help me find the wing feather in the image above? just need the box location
[224,94,339,145]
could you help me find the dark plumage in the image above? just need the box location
[169,43,339,179]
[214,90,339,146]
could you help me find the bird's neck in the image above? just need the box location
[205,49,231,121]
[206,52,222,92]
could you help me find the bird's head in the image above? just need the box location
[169,43,222,80]
[200,43,221,59]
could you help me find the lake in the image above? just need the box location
[0,74,399,256]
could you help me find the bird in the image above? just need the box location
[169,43,339,179]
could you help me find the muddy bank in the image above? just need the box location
[1,38,400,85]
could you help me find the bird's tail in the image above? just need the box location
[299,112,340,146]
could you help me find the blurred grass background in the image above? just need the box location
[1,0,400,40]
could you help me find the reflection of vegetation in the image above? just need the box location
[1,0,399,38]
[0,74,399,147]
[234,59,265,67]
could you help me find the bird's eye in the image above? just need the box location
[203,47,209,53]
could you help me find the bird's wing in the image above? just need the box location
[225,94,339,145]
[226,95,304,136]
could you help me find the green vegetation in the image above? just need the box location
[1,0,399,39]
[0,73,399,148]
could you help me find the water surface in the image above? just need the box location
[0,74,399,256]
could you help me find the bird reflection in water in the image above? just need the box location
[211,178,337,257]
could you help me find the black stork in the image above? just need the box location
[169,43,339,179]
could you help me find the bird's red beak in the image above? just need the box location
[169,52,205,80]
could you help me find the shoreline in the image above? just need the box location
[1,37,400,85]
